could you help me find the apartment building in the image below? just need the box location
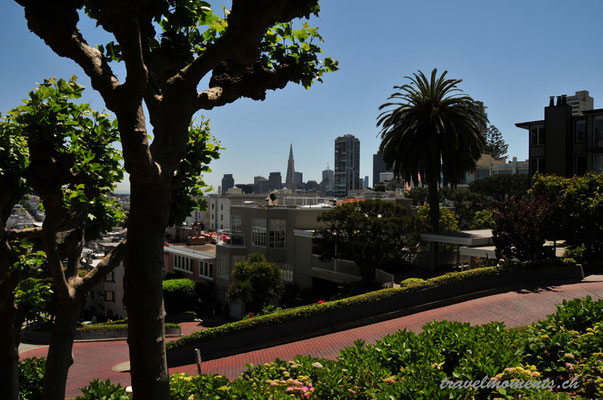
[516,93,603,177]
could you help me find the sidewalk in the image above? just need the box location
[20,276,603,398]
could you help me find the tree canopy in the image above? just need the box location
[483,125,508,159]
[377,69,487,234]
[227,253,284,314]
[313,200,411,284]
[14,1,337,397]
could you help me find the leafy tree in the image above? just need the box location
[227,253,284,314]
[492,198,558,261]
[530,173,603,261]
[415,204,459,233]
[313,200,411,284]
[13,2,337,397]
[441,186,485,229]
[483,125,508,159]
[470,209,496,230]
[378,69,487,236]
[469,174,530,202]
[405,187,429,206]
[2,77,127,400]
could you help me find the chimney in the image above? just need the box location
[556,96,562,106]
[549,96,555,107]
[561,94,567,105]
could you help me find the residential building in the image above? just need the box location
[462,154,529,184]
[268,172,283,191]
[221,174,235,195]
[516,94,603,177]
[163,242,216,284]
[207,193,268,231]
[334,134,360,197]
[285,144,296,189]
[567,90,594,116]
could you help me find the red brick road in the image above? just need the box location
[20,276,603,398]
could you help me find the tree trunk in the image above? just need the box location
[124,180,171,400]
[0,283,20,400]
[43,298,81,400]
[427,175,440,270]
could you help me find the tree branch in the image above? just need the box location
[196,63,300,110]
[179,0,319,90]
[6,227,43,242]
[16,0,121,111]
[63,229,85,280]
[80,240,126,293]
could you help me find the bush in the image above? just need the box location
[227,253,284,314]
[163,279,197,315]
[531,173,603,261]
[470,209,495,229]
[76,379,129,400]
[492,198,559,261]
[19,357,45,400]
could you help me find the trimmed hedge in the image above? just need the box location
[167,259,577,351]
[163,279,197,314]
[76,322,181,340]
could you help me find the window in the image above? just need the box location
[105,290,115,302]
[575,155,586,175]
[530,157,545,174]
[231,215,244,245]
[281,264,293,283]
[212,203,215,209]
[269,219,286,248]
[476,169,489,179]
[220,204,223,211]
[174,255,192,273]
[594,154,603,173]
[595,117,603,147]
[220,214,223,221]
[217,256,229,279]
[575,119,586,144]
[530,125,545,146]
[200,262,213,279]
[251,218,267,247]
[105,271,115,282]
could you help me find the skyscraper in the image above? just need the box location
[294,172,303,188]
[268,172,282,191]
[334,134,360,197]
[285,144,296,189]
[320,165,334,195]
[372,153,392,186]
[221,174,234,195]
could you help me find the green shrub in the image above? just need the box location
[227,253,284,314]
[18,357,45,400]
[76,379,129,400]
[163,279,197,315]
[399,277,425,287]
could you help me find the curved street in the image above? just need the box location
[20,275,603,399]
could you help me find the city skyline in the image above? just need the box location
[4,1,603,193]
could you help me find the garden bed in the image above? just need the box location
[167,260,583,365]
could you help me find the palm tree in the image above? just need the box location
[377,68,487,235]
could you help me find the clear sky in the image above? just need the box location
[3,0,603,193]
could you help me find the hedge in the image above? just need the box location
[167,259,576,351]
[77,322,180,333]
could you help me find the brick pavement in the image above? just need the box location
[19,276,603,398]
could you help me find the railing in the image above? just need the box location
[311,254,361,277]
[375,268,395,288]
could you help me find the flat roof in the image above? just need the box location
[459,245,497,258]
[515,120,544,130]
[422,229,493,246]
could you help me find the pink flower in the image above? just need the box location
[317,300,324,304]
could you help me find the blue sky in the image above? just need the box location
[3,1,603,193]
